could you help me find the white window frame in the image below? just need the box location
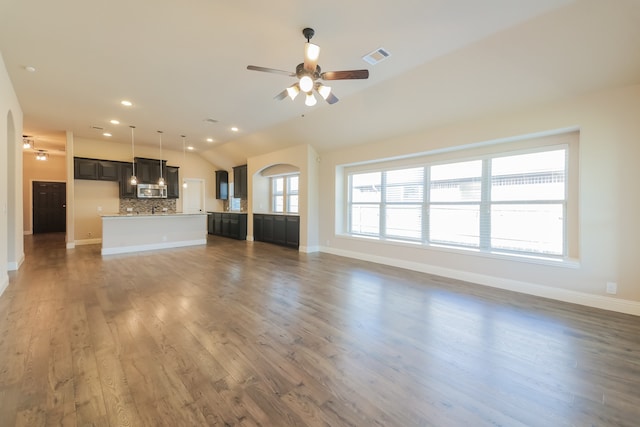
[271,173,299,214]
[345,135,576,262]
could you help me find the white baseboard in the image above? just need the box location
[7,252,25,271]
[66,242,76,249]
[75,238,102,246]
[246,235,255,242]
[320,246,640,317]
[101,239,207,256]
[299,245,320,253]
[23,230,32,235]
[0,273,8,297]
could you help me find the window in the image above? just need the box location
[272,174,299,213]
[347,143,571,259]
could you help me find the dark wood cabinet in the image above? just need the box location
[285,215,300,247]
[208,212,246,240]
[216,170,228,200]
[135,157,166,184]
[253,214,299,249]
[97,160,119,181]
[233,165,247,199]
[165,166,179,198]
[74,158,98,180]
[74,157,120,181]
[119,162,136,198]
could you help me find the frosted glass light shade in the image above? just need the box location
[305,92,317,106]
[299,75,314,93]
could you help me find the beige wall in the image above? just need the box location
[1,52,24,294]
[72,137,223,244]
[22,152,66,234]
[248,144,319,251]
[319,84,640,311]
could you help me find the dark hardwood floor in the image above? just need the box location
[1,233,639,426]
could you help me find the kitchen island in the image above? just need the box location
[101,212,207,255]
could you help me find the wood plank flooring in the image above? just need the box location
[1,233,640,426]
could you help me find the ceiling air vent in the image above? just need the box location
[90,125,104,130]
[362,47,390,65]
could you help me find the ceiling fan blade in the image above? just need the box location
[247,65,295,77]
[321,69,369,80]
[274,89,288,101]
[303,42,320,72]
[325,92,339,105]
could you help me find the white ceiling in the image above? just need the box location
[1,0,639,168]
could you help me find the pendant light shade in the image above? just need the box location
[157,131,165,186]
[129,126,137,185]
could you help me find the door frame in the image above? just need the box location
[183,178,205,213]
[29,179,66,235]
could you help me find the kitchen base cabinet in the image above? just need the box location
[207,212,246,240]
[253,214,299,249]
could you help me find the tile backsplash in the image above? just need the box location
[119,198,176,214]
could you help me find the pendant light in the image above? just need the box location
[129,126,137,185]
[181,135,188,188]
[157,130,165,186]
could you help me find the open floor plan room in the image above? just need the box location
[1,234,639,426]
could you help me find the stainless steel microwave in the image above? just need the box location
[137,183,167,199]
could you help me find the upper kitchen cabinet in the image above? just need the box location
[74,157,119,181]
[119,162,136,198]
[165,166,180,199]
[216,170,228,200]
[233,164,248,199]
[135,157,166,184]
[74,157,98,180]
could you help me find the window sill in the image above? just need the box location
[335,233,580,269]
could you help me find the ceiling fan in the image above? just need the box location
[247,27,369,106]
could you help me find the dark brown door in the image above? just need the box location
[33,181,66,233]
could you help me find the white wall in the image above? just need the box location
[319,84,640,314]
[0,53,24,295]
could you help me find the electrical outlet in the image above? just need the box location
[606,282,617,295]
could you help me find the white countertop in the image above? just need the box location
[102,212,207,218]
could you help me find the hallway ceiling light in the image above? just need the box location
[35,150,48,161]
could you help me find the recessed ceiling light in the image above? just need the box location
[206,138,214,143]
[110,119,120,125]
[121,100,132,107]
[103,132,112,137]
[25,65,36,72]
[187,146,194,150]
[231,127,239,132]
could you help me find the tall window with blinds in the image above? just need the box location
[347,145,569,259]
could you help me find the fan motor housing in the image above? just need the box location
[296,63,320,79]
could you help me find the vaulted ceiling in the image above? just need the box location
[1,0,639,168]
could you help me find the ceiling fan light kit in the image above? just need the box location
[247,27,369,106]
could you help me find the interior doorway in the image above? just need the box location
[183,178,205,213]
[33,181,66,233]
